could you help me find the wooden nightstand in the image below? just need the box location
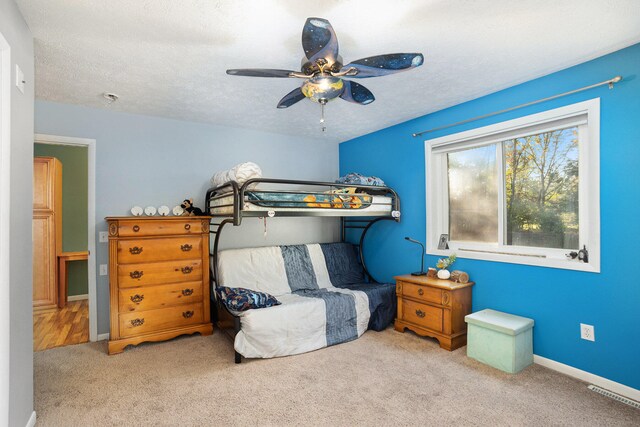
[394,275,474,351]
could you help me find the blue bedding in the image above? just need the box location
[335,282,397,331]
[294,288,359,346]
[320,243,396,331]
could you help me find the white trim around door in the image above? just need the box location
[0,29,12,427]
[34,133,98,342]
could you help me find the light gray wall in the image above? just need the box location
[35,100,340,335]
[1,0,34,425]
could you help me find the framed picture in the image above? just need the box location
[438,234,449,250]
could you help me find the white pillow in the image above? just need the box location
[217,246,291,296]
[210,162,263,189]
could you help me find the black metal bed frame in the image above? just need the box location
[204,178,401,363]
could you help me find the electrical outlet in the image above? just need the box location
[99,231,108,243]
[580,323,595,341]
[99,264,108,276]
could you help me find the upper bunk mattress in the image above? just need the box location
[209,191,393,216]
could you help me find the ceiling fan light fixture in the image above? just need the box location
[301,74,344,103]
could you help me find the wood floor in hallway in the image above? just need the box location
[34,299,89,351]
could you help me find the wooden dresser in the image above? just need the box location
[394,275,474,351]
[106,216,213,354]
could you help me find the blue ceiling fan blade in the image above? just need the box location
[277,87,306,108]
[302,18,339,63]
[341,53,424,78]
[226,69,297,78]
[340,80,375,105]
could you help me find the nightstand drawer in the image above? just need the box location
[402,299,443,332]
[119,303,203,338]
[114,219,204,237]
[119,281,203,312]
[118,259,202,288]
[400,281,441,305]
[117,236,202,264]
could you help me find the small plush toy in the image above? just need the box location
[180,198,204,216]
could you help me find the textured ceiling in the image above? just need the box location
[17,0,640,143]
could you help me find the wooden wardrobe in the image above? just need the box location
[33,157,62,310]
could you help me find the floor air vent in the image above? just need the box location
[588,385,640,409]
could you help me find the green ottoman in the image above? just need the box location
[464,309,534,373]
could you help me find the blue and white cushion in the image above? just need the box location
[217,243,395,359]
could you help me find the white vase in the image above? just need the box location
[437,269,451,280]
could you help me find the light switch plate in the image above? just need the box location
[99,231,108,243]
[15,65,25,94]
[99,264,108,276]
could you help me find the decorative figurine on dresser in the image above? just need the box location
[394,274,474,351]
[105,216,213,354]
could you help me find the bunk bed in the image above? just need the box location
[205,178,401,363]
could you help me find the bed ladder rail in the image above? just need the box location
[207,218,243,363]
[341,217,395,283]
[206,181,242,225]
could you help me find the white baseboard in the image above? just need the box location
[97,333,109,341]
[534,355,640,402]
[67,294,88,301]
[25,411,36,427]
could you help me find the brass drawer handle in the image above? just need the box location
[133,225,140,232]
[184,224,191,230]
[129,270,144,279]
[129,246,143,255]
[130,318,144,327]
[181,288,194,296]
[180,244,193,252]
[181,266,193,274]
[418,288,424,296]
[442,292,451,306]
[416,309,426,318]
[130,294,144,304]
[182,310,194,319]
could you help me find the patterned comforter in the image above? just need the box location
[217,243,396,358]
[247,190,373,209]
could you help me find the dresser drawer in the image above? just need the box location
[400,281,441,305]
[114,219,204,237]
[119,281,203,312]
[119,303,203,338]
[117,236,202,264]
[118,259,202,288]
[402,299,443,332]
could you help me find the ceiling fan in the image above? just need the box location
[226,17,424,130]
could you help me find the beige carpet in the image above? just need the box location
[34,328,638,426]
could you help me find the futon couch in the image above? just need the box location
[216,242,396,359]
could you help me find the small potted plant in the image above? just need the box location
[436,254,457,279]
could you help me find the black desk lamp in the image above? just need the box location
[405,237,427,276]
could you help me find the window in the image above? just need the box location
[426,99,600,272]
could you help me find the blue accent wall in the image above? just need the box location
[340,43,640,390]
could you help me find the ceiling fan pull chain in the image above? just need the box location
[320,102,326,132]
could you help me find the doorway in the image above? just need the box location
[32,134,97,350]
